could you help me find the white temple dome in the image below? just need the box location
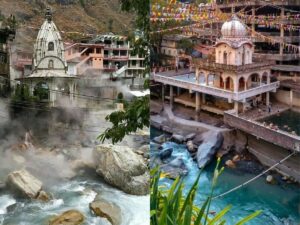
[221,15,248,38]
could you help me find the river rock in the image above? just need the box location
[171,134,185,144]
[160,157,188,179]
[49,210,84,225]
[36,190,51,202]
[266,175,274,184]
[6,169,43,199]
[153,134,166,144]
[186,140,195,153]
[159,148,173,160]
[89,194,121,225]
[93,144,149,195]
[185,133,196,141]
[225,160,236,168]
[196,132,224,168]
[232,155,241,162]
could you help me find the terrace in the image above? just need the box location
[153,70,279,102]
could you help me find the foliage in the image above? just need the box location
[116,92,124,103]
[150,159,262,225]
[98,95,149,144]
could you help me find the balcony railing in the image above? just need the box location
[153,73,280,101]
[104,44,129,49]
[192,59,274,73]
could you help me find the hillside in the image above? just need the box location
[0,0,135,50]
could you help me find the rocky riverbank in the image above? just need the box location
[150,106,299,184]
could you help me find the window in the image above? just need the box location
[48,60,54,69]
[48,42,54,51]
[96,48,101,54]
[223,52,227,64]
[132,60,136,66]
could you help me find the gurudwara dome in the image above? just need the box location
[221,15,248,38]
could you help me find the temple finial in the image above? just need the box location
[45,7,52,22]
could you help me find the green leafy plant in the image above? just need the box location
[98,95,149,144]
[150,159,262,225]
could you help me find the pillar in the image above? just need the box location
[266,92,270,106]
[170,85,174,110]
[202,93,206,104]
[234,79,238,92]
[234,101,239,114]
[196,92,201,113]
[224,80,227,90]
[279,8,285,56]
[244,79,247,90]
[161,84,165,102]
[290,90,293,106]
[205,73,209,86]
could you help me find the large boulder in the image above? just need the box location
[49,210,84,225]
[160,157,188,179]
[6,169,50,200]
[93,144,149,195]
[89,194,121,225]
[196,132,224,168]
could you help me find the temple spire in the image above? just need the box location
[45,8,52,22]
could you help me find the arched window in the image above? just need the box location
[48,60,54,69]
[48,42,54,51]
[223,52,228,64]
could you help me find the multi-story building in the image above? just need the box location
[65,33,146,87]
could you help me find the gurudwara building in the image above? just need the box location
[20,8,77,106]
[153,15,280,115]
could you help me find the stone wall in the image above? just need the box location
[275,90,300,107]
[224,112,300,151]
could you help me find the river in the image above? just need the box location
[151,128,300,225]
[0,175,149,225]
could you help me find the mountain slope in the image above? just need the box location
[0,0,135,50]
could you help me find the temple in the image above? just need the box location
[153,15,280,115]
[19,8,77,106]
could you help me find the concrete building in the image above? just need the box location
[153,15,280,115]
[20,8,76,106]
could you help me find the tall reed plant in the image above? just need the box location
[150,158,261,225]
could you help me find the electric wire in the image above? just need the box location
[212,151,297,200]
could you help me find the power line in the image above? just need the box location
[212,151,297,200]
[0,76,141,103]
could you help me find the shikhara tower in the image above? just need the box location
[22,8,76,106]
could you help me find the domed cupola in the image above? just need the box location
[215,14,253,66]
[221,14,248,39]
[33,8,67,71]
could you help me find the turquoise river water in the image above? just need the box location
[151,128,300,225]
